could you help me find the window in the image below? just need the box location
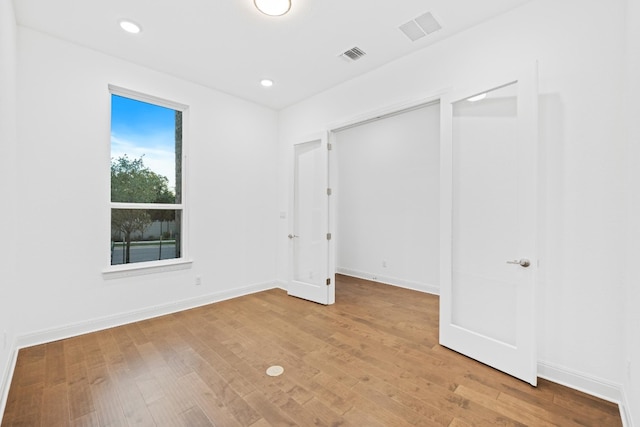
[109,87,187,268]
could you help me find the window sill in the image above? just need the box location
[102,259,193,280]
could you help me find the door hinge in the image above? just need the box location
[327,188,332,196]
[326,278,331,286]
[326,233,332,240]
[327,143,333,151]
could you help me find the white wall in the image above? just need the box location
[333,103,440,293]
[10,27,278,350]
[624,0,640,423]
[0,0,19,417]
[278,0,628,406]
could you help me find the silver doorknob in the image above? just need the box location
[507,258,530,267]
[288,234,299,239]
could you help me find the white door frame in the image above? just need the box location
[326,92,446,290]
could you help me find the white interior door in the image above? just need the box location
[439,66,538,385]
[289,134,335,305]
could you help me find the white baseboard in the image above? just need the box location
[537,360,622,403]
[0,280,279,424]
[274,280,288,291]
[620,384,635,427]
[537,360,630,424]
[15,281,279,350]
[336,267,439,295]
[0,339,18,425]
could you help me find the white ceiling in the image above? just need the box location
[14,0,533,110]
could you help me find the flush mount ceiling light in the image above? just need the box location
[260,79,274,87]
[119,20,141,34]
[254,0,291,16]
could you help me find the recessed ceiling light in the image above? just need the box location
[254,0,291,16]
[119,20,141,34]
[468,93,487,102]
[260,79,274,87]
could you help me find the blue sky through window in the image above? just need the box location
[111,95,177,191]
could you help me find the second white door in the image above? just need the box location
[288,135,335,305]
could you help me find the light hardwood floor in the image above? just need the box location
[2,275,622,426]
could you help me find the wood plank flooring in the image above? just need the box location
[2,275,622,426]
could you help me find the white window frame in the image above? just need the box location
[103,85,192,279]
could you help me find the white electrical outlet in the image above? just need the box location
[195,276,202,286]
[382,260,387,268]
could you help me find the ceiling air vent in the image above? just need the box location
[399,11,442,42]
[340,46,367,62]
